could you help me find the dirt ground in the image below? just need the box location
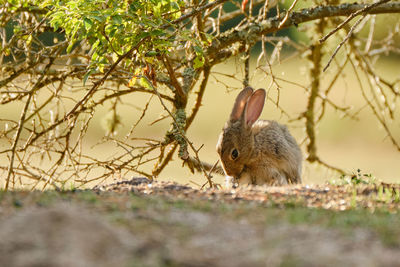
[1,178,400,267]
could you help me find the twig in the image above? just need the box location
[350,53,400,152]
[186,65,211,130]
[243,47,250,87]
[364,15,376,53]
[126,94,153,137]
[146,77,215,187]
[315,157,347,175]
[162,55,186,107]
[319,0,390,44]
[206,1,400,61]
[22,37,150,149]
[349,56,400,152]
[323,15,365,72]
[168,0,228,26]
[278,0,299,29]
[5,55,57,190]
[152,144,177,177]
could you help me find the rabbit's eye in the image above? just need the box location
[231,148,239,160]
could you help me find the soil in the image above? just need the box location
[1,178,400,267]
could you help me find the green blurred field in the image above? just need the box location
[1,56,400,187]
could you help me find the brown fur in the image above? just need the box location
[216,87,302,186]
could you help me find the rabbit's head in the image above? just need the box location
[216,87,266,180]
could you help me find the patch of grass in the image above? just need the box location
[76,190,99,204]
[0,190,5,202]
[136,195,400,248]
[331,169,377,186]
[35,191,65,207]
[126,255,182,267]
[128,193,177,212]
[267,196,306,209]
[260,207,400,247]
[122,192,400,248]
[1,190,400,248]
[280,255,304,267]
[375,185,400,204]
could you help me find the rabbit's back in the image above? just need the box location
[250,120,302,184]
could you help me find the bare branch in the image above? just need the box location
[206,2,400,61]
[319,0,390,43]
[5,55,58,190]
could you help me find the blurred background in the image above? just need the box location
[45,55,399,187]
[132,58,399,186]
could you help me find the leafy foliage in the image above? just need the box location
[41,0,192,78]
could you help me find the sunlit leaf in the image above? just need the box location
[128,76,138,87]
[84,18,93,31]
[83,69,94,86]
[193,56,204,69]
[140,77,152,89]
[112,15,123,25]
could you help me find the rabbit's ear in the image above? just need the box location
[230,87,254,122]
[245,89,266,127]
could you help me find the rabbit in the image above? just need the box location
[216,86,302,187]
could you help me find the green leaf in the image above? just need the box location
[112,15,123,25]
[137,31,150,39]
[193,45,202,54]
[140,77,152,89]
[84,18,93,31]
[98,63,105,73]
[91,39,100,52]
[145,51,159,57]
[83,69,94,86]
[13,25,22,34]
[193,56,204,69]
[92,15,104,22]
[108,27,117,38]
[66,42,75,53]
[26,34,32,46]
[92,51,99,61]
[150,29,165,37]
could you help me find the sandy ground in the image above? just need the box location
[1,179,400,267]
